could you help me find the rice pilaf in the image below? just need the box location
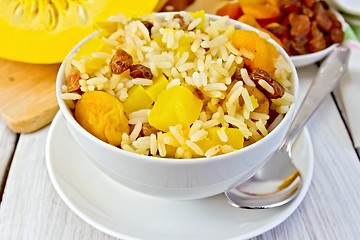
[61,11,295,158]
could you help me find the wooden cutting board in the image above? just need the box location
[0,58,60,133]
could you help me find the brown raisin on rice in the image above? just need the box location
[110,48,133,74]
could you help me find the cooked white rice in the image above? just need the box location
[205,145,222,158]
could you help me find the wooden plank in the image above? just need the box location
[0,126,116,239]
[0,119,17,197]
[0,66,359,239]
[251,65,360,239]
[0,100,359,239]
[253,95,360,240]
[0,58,59,133]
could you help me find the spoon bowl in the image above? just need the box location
[226,145,300,209]
[225,46,350,209]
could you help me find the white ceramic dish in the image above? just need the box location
[46,112,314,240]
[56,13,299,200]
[290,9,346,68]
[290,43,338,68]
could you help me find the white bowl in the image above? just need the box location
[290,43,338,68]
[290,8,346,68]
[56,13,299,200]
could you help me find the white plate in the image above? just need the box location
[46,112,314,240]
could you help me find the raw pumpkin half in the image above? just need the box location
[0,0,158,64]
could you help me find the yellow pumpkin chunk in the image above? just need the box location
[148,85,202,132]
[224,128,245,149]
[177,35,194,55]
[197,127,244,152]
[74,37,113,71]
[145,74,169,101]
[152,36,165,48]
[74,91,130,146]
[190,10,206,31]
[123,85,153,115]
[75,37,112,60]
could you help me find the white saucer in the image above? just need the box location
[46,112,314,240]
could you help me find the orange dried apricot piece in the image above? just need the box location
[75,91,130,146]
[232,30,279,76]
[216,2,243,20]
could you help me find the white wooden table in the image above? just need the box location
[0,64,359,239]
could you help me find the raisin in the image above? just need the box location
[309,21,327,52]
[67,71,81,93]
[173,14,187,30]
[304,0,316,8]
[314,1,332,32]
[110,48,133,74]
[330,13,342,28]
[330,27,344,43]
[141,21,153,38]
[265,23,287,38]
[302,6,314,20]
[194,88,205,100]
[291,37,309,55]
[130,64,153,79]
[267,108,280,126]
[231,66,243,81]
[251,68,285,99]
[282,38,298,56]
[289,13,311,39]
[279,0,302,13]
[140,123,158,137]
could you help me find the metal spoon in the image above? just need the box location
[225,46,350,209]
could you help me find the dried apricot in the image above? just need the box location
[232,30,279,75]
[216,2,243,20]
[75,91,130,146]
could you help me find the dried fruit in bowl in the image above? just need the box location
[216,0,344,56]
[216,1,243,20]
[237,15,283,46]
[75,91,130,146]
[232,30,279,75]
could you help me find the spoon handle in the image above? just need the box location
[284,46,350,148]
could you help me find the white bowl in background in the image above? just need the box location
[290,43,338,68]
